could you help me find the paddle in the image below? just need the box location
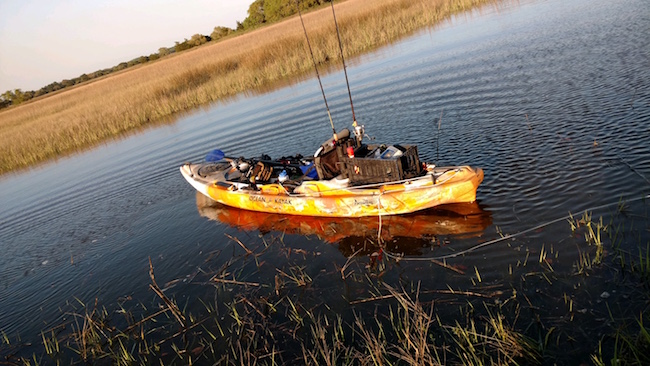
[205,149,232,162]
[205,149,317,177]
[206,149,306,166]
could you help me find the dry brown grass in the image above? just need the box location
[0,0,499,175]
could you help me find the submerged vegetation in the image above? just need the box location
[0,0,502,175]
[2,197,648,364]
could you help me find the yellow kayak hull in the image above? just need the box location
[181,163,483,218]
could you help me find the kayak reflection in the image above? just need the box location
[196,192,492,256]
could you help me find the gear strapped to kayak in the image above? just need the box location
[179,1,484,217]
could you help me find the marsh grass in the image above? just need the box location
[0,0,501,175]
[2,232,544,365]
[448,306,540,365]
[590,314,650,366]
[569,211,608,273]
[4,201,648,364]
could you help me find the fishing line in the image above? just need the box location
[295,0,337,138]
[383,194,650,262]
[329,0,356,125]
[617,155,650,186]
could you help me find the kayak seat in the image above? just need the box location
[314,128,352,180]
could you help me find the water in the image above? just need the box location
[1,0,649,362]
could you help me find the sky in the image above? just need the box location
[0,0,251,93]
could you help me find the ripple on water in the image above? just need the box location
[0,0,649,347]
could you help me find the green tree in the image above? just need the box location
[189,34,208,47]
[243,0,265,29]
[2,90,15,102]
[113,62,128,72]
[240,0,328,30]
[1,88,34,106]
[11,89,27,104]
[174,39,191,52]
[264,0,294,22]
[23,90,34,102]
[0,95,10,109]
[51,81,62,92]
[211,26,232,41]
[158,47,170,57]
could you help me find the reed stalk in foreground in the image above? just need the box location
[0,0,502,175]
[2,206,649,364]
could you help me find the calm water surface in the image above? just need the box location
[1,0,649,362]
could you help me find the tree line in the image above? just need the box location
[1,0,330,110]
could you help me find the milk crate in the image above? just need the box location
[338,144,422,185]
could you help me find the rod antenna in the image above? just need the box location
[330,1,356,126]
[295,0,337,139]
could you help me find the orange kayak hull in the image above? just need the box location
[181,164,483,218]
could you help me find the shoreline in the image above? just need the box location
[0,0,501,176]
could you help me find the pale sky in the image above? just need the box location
[0,0,251,92]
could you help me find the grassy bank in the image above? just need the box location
[0,0,501,175]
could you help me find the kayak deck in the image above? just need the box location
[180,162,483,217]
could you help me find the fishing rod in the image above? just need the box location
[295,0,338,141]
[330,0,356,126]
[437,109,443,164]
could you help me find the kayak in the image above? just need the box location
[180,129,483,217]
[180,5,482,218]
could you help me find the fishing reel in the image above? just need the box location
[353,121,373,146]
[353,121,364,146]
[231,158,250,172]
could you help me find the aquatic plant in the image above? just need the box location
[3,196,647,364]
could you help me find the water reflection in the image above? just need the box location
[195,192,492,256]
